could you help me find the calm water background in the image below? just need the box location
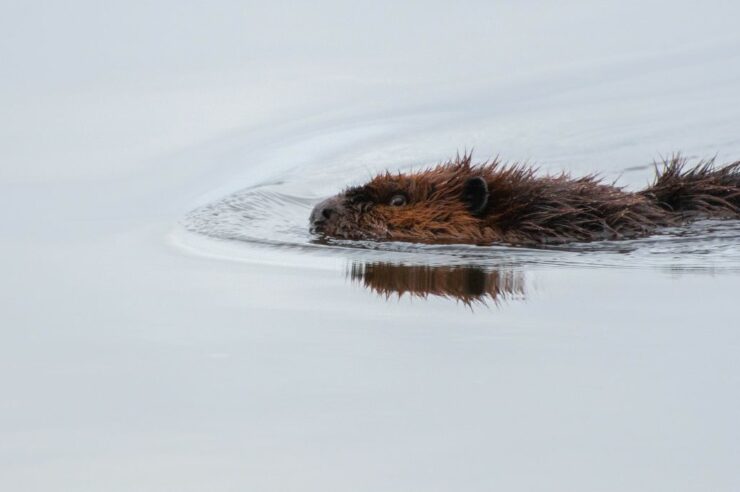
[2,1,740,490]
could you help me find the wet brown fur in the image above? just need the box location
[311,154,740,246]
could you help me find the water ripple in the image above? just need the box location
[184,185,740,273]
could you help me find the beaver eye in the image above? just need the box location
[389,194,407,207]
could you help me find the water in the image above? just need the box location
[3,1,740,490]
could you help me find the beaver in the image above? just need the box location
[309,154,740,246]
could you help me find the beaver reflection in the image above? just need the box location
[349,262,525,305]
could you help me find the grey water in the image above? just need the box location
[3,1,740,491]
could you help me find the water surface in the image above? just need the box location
[3,2,740,490]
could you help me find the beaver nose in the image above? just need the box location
[310,197,341,228]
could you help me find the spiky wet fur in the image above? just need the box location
[313,154,740,246]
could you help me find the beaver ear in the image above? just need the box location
[461,176,489,215]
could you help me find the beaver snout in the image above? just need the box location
[309,196,343,233]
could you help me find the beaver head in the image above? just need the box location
[310,156,492,243]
